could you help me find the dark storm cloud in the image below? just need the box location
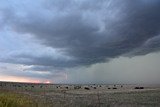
[0,63,65,79]
[24,66,55,72]
[0,53,77,68]
[0,68,62,79]
[1,0,160,69]
[129,35,160,56]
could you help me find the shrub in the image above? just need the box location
[84,87,90,90]
[134,87,144,89]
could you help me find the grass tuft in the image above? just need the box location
[0,90,35,107]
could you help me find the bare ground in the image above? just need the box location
[0,82,160,107]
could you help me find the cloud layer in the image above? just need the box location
[0,0,160,83]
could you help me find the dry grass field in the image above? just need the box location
[0,81,160,107]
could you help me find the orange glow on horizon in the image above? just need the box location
[0,75,52,84]
[45,80,51,84]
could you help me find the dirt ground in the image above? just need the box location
[0,81,160,107]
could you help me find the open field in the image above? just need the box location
[0,90,38,107]
[0,81,160,107]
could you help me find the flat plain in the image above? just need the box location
[0,81,160,107]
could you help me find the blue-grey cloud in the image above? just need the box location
[0,63,65,80]
[0,0,160,71]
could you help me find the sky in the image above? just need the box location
[0,0,160,84]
